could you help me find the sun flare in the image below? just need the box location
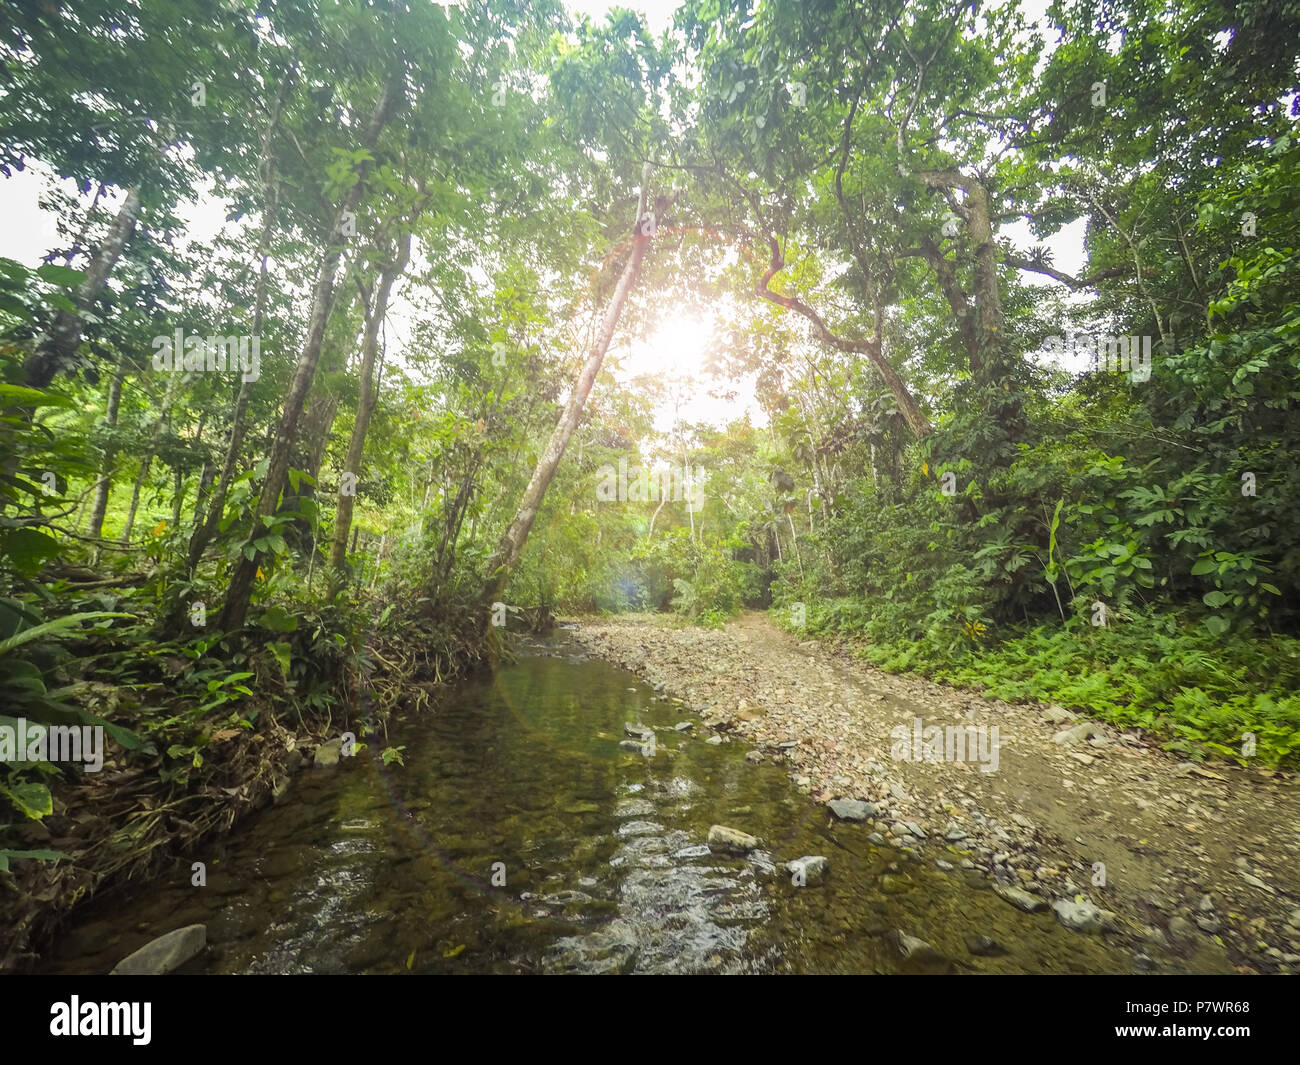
[625,311,717,382]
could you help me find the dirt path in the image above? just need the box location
[565,611,1300,973]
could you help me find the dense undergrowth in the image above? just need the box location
[773,596,1300,769]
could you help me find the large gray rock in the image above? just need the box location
[827,798,877,821]
[994,884,1047,913]
[111,925,206,975]
[624,722,654,741]
[313,738,343,768]
[967,935,1005,957]
[891,930,951,970]
[1240,872,1274,894]
[1052,722,1102,746]
[707,824,760,855]
[785,855,829,886]
[1052,899,1104,934]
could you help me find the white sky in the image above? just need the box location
[0,0,1094,439]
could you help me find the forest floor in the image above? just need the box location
[566,610,1300,973]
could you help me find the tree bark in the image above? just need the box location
[220,78,399,632]
[909,167,1026,452]
[25,187,142,389]
[482,166,657,601]
[191,460,213,529]
[187,70,296,574]
[85,359,126,539]
[327,231,411,590]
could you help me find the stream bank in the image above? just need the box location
[567,612,1300,973]
[37,629,1240,974]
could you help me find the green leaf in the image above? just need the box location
[0,384,74,408]
[258,605,298,633]
[0,702,144,752]
[0,781,53,820]
[269,641,291,678]
[2,527,61,577]
[1202,590,1230,608]
[35,263,86,286]
[1203,615,1230,637]
[0,847,68,873]
[287,468,316,494]
[0,612,133,656]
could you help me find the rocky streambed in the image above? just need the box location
[566,612,1300,973]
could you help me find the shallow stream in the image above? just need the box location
[44,635,1154,974]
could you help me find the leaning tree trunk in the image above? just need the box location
[171,413,205,530]
[483,165,658,603]
[328,231,411,592]
[220,78,398,633]
[25,187,142,389]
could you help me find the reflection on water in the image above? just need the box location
[43,637,1191,974]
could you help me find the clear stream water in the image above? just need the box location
[43,635,1196,974]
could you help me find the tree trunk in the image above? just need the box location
[85,359,126,539]
[220,79,398,632]
[912,169,1024,437]
[328,231,411,590]
[170,465,184,528]
[192,460,214,529]
[122,373,184,543]
[171,414,205,530]
[482,167,657,602]
[25,187,142,389]
[187,71,296,573]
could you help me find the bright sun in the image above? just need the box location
[610,309,763,435]
[624,310,717,381]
